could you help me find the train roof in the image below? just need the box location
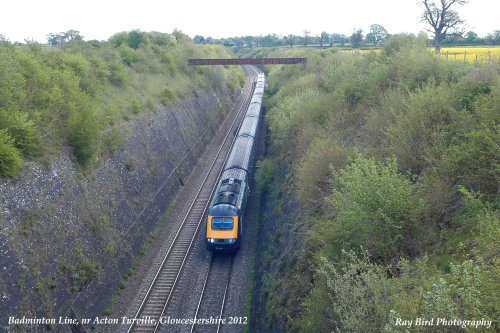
[224,136,254,173]
[238,116,259,138]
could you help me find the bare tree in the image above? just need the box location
[420,0,468,54]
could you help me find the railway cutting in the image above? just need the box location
[100,65,264,333]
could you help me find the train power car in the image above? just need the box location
[206,72,265,252]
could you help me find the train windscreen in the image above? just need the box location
[212,217,234,230]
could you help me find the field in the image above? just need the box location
[335,45,500,63]
[438,46,500,62]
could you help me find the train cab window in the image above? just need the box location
[212,217,234,230]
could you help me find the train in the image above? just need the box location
[205,71,265,252]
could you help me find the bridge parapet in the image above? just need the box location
[188,58,306,65]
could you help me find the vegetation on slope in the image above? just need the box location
[250,35,499,332]
[0,30,243,175]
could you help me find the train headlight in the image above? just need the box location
[228,238,236,244]
[208,238,215,243]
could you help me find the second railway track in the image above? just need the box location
[126,65,260,333]
[189,254,233,333]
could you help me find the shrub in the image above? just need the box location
[108,32,128,47]
[421,261,482,319]
[256,158,277,193]
[72,251,100,292]
[102,126,125,156]
[386,82,471,173]
[0,129,23,177]
[0,110,40,156]
[298,252,392,333]
[327,154,424,262]
[454,187,500,257]
[387,42,462,91]
[61,53,96,94]
[380,34,427,59]
[442,126,499,195]
[118,45,137,66]
[109,60,129,87]
[67,107,102,168]
[160,87,177,106]
[127,30,146,49]
[267,87,321,150]
[295,138,349,213]
[473,78,500,124]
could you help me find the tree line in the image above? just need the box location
[194,27,500,49]
[195,0,499,51]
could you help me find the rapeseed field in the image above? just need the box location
[436,46,500,62]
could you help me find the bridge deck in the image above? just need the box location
[188,58,306,65]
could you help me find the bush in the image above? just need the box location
[0,129,23,177]
[295,138,349,213]
[256,158,277,193]
[386,82,471,173]
[0,110,40,156]
[386,40,462,91]
[443,126,499,195]
[72,251,100,292]
[421,261,482,319]
[298,252,392,333]
[267,87,321,150]
[108,60,129,87]
[118,45,137,66]
[160,87,177,106]
[127,30,146,49]
[67,107,102,168]
[380,34,427,59]
[327,154,424,262]
[102,126,125,156]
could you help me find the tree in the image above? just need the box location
[64,30,83,42]
[47,30,83,46]
[350,29,364,48]
[285,34,295,47]
[465,31,481,44]
[420,0,468,54]
[303,30,311,47]
[193,35,206,44]
[320,31,329,49]
[366,24,389,46]
[127,29,145,49]
[47,33,63,46]
[485,30,500,45]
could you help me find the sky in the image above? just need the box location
[1,0,498,43]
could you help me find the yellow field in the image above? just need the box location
[434,46,500,63]
[335,46,500,63]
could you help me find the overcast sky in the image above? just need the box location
[1,0,498,43]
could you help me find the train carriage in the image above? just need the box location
[206,72,265,252]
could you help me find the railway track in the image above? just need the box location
[189,255,233,333]
[127,65,259,333]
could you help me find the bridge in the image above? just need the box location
[187,58,306,65]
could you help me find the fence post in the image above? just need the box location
[464,50,467,63]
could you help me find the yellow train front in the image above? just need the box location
[206,72,265,253]
[206,177,245,252]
